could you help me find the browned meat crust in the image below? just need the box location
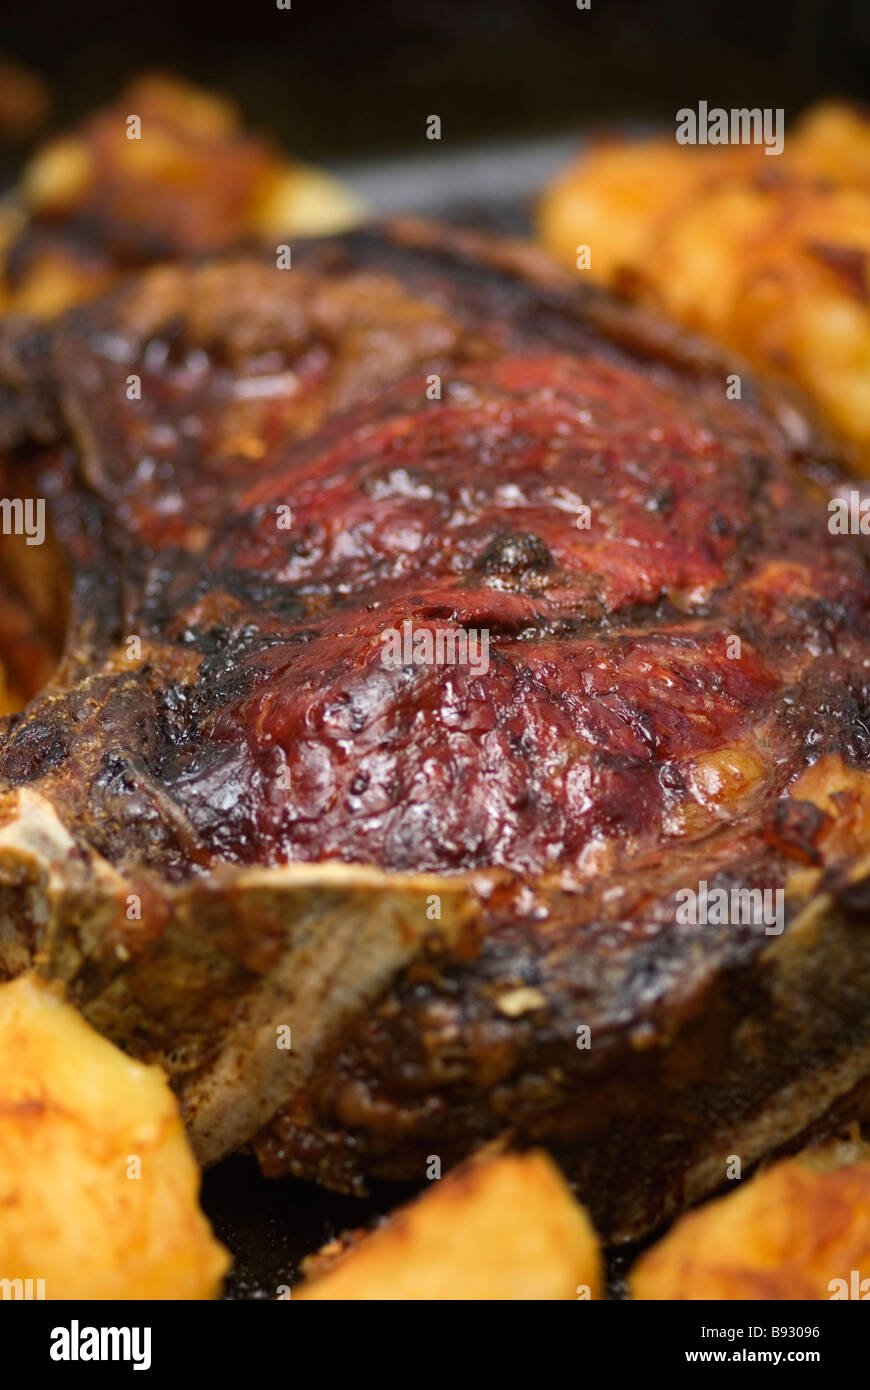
[0,223,868,1239]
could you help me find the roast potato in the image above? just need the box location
[0,974,230,1299]
[538,102,870,473]
[631,1135,870,1300]
[294,1149,602,1301]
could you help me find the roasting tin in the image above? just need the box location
[203,1158,642,1299]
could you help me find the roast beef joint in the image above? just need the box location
[0,223,868,1241]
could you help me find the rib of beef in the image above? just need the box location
[0,223,868,1240]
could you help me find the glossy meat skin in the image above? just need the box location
[1,225,869,1237]
[2,231,865,883]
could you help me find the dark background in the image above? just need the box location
[1,0,867,159]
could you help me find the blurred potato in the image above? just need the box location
[0,974,230,1299]
[631,1135,870,1300]
[294,1149,602,1300]
[0,74,361,316]
[539,102,870,472]
[0,55,50,140]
